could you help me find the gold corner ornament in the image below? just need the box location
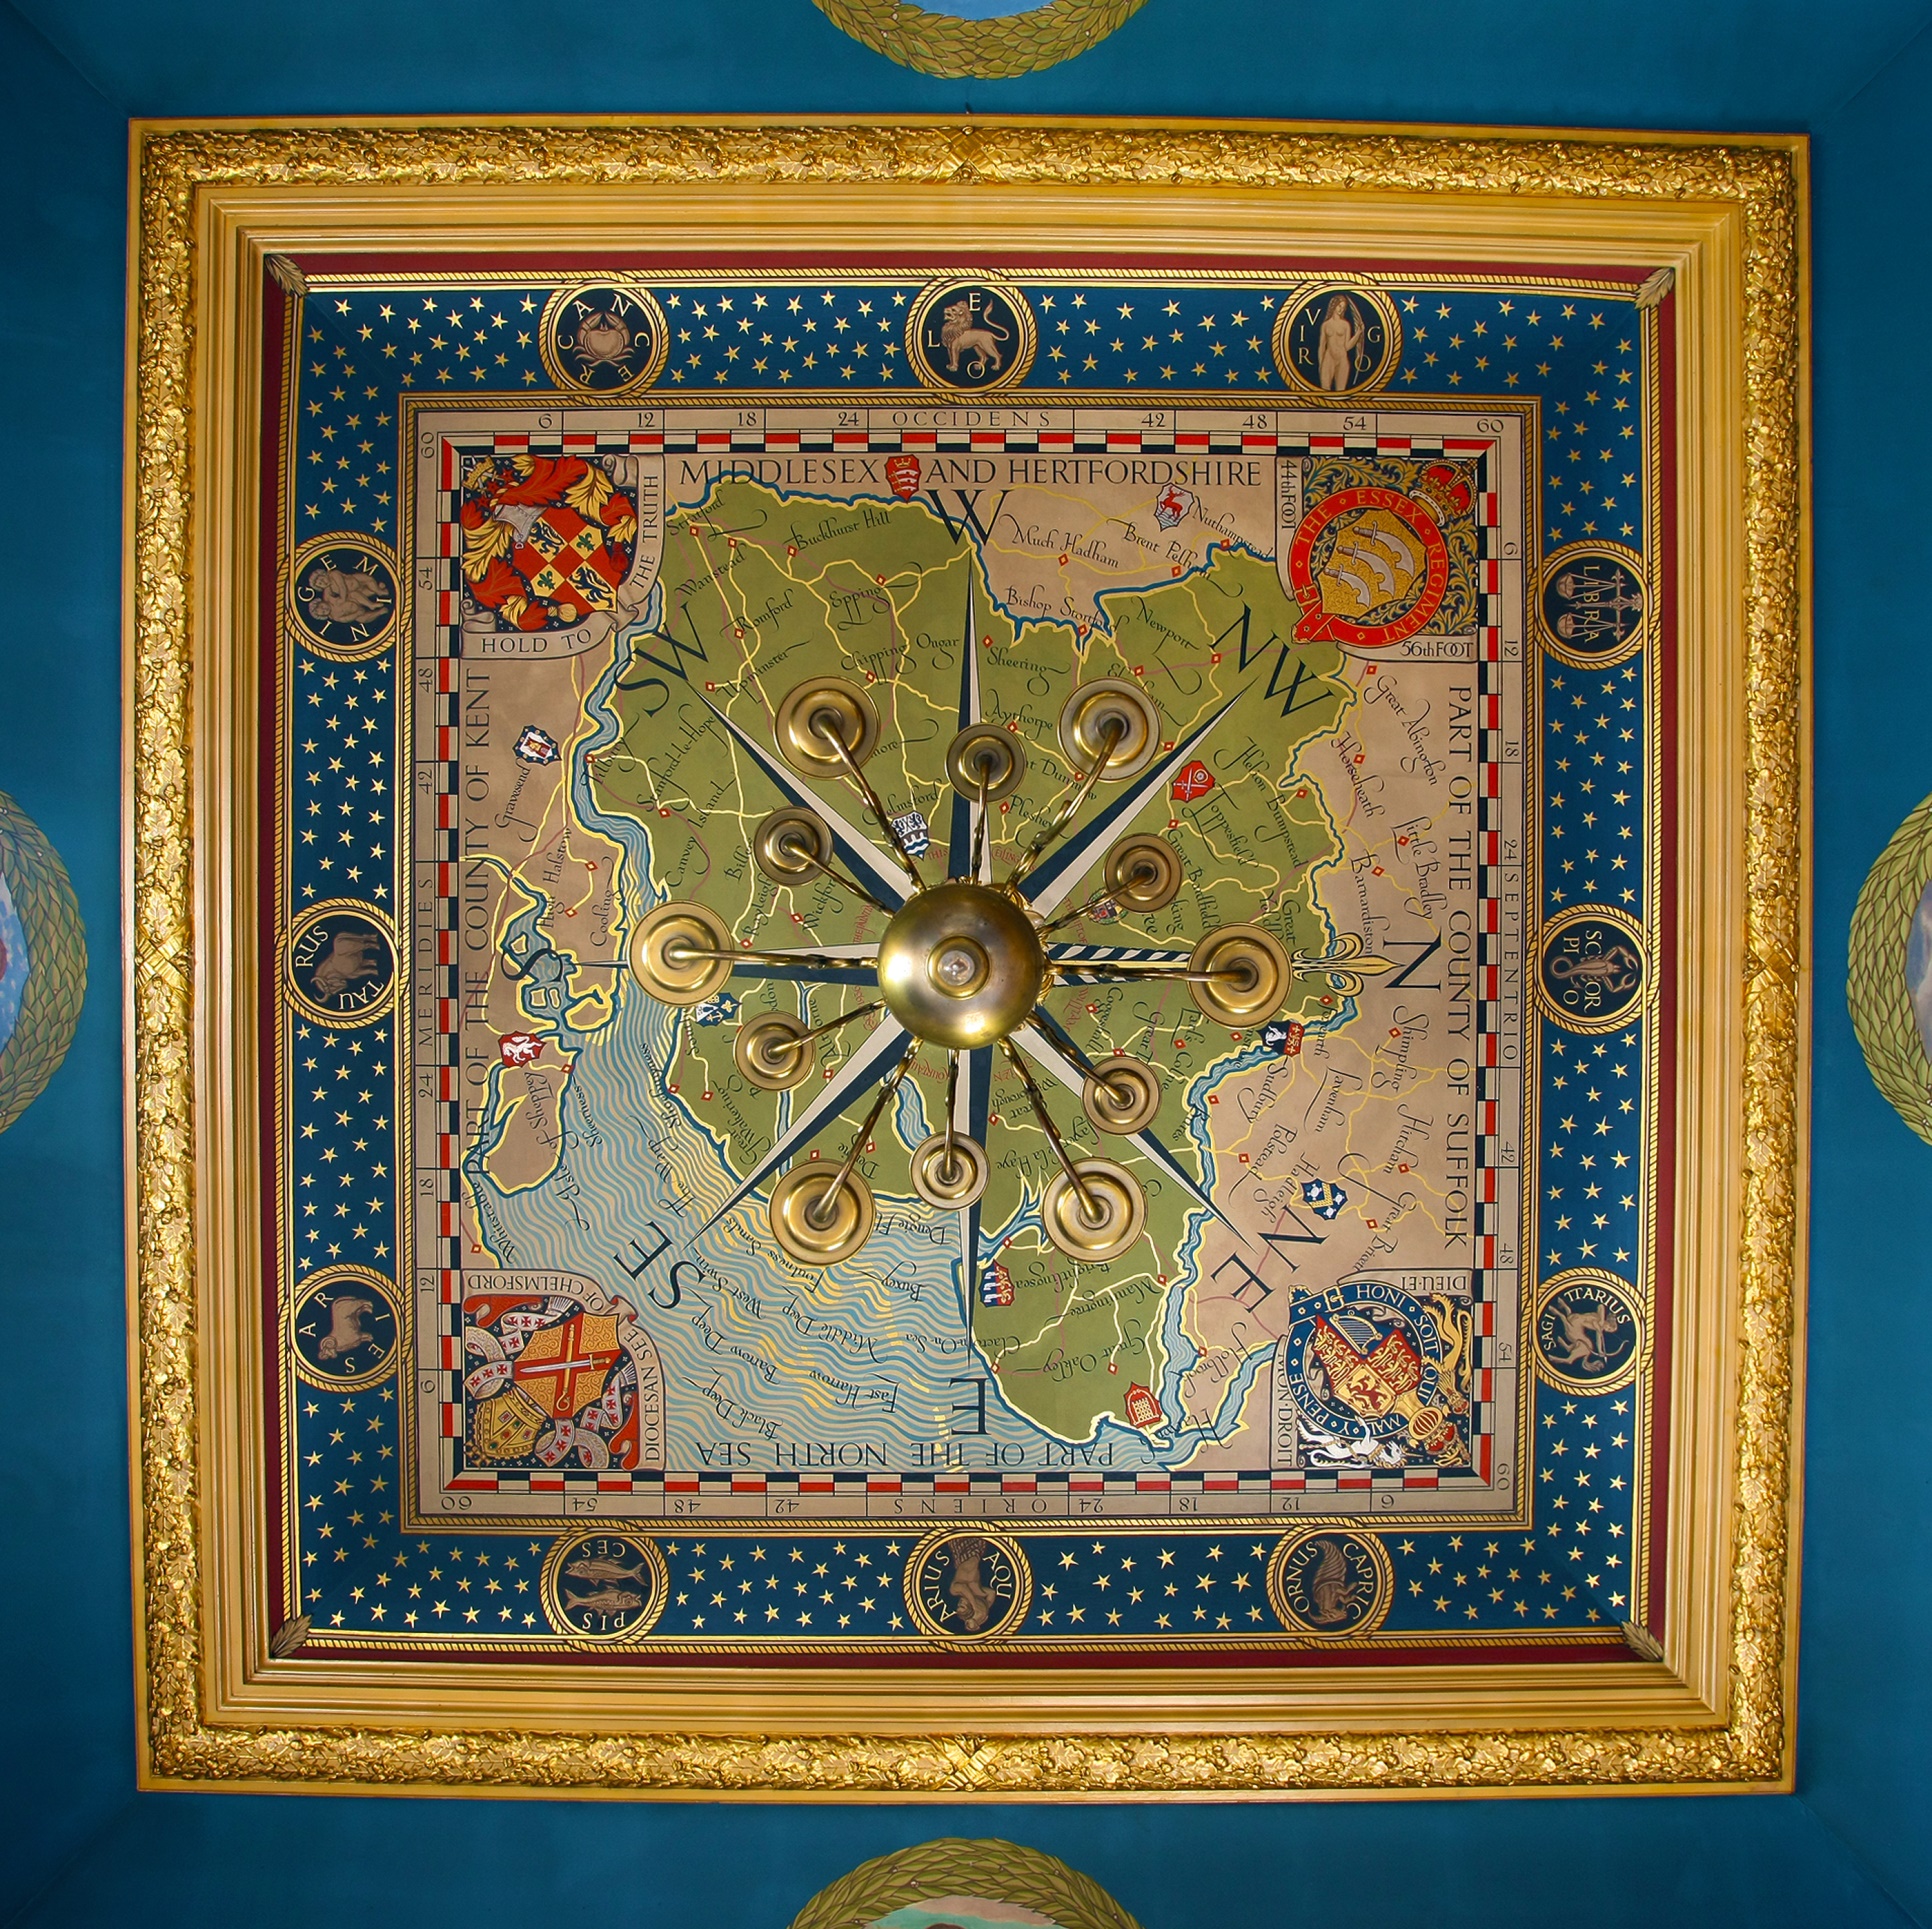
[810,0,1150,78]
[127,117,1806,1799]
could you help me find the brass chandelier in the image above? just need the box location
[628,582,1379,1269]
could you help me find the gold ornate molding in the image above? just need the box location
[127,116,1807,1796]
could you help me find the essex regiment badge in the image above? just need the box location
[1286,461,1475,649]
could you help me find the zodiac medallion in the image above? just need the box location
[1534,1269,1645,1396]
[1535,905,1649,1034]
[289,1264,401,1391]
[539,1531,669,1644]
[1266,1527,1394,1638]
[284,900,398,1027]
[288,533,400,660]
[1273,277,1402,397]
[1538,540,1648,667]
[906,276,1038,393]
[903,1527,1033,1643]
[538,280,670,397]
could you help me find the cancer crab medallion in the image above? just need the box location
[876,882,1045,1051]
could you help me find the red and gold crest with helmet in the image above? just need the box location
[459,454,639,632]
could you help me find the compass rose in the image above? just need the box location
[628,573,1388,1273]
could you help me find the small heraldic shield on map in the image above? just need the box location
[1153,483,1196,529]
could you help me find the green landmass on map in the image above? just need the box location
[590,478,1356,1443]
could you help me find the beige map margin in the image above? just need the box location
[124,117,1809,1798]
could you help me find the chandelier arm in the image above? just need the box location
[1018,1009,1152,1121]
[1060,960,1247,985]
[697,1016,912,1233]
[697,691,912,909]
[784,850,896,916]
[663,942,881,972]
[1039,883,1129,936]
[999,1036,1100,1219]
[944,568,986,885]
[1009,1018,1231,1231]
[817,718,928,890]
[942,1049,961,1183]
[1004,716,1123,892]
[1022,1005,1101,1082]
[795,997,885,1048]
[1018,689,1242,916]
[805,1043,918,1230]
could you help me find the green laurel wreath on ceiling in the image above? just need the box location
[1848,787,1932,1145]
[788,1837,1140,1929]
[0,789,87,1136]
[810,0,1150,78]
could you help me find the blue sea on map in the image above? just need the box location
[1909,877,1932,1063]
[872,1902,1060,1929]
[0,873,29,1057]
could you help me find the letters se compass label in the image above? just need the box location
[270,268,1667,1657]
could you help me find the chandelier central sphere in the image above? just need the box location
[877,882,1045,1050]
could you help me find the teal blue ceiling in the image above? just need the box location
[6,0,1930,125]
[6,1,1932,1923]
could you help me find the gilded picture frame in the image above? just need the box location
[126,116,1809,1796]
